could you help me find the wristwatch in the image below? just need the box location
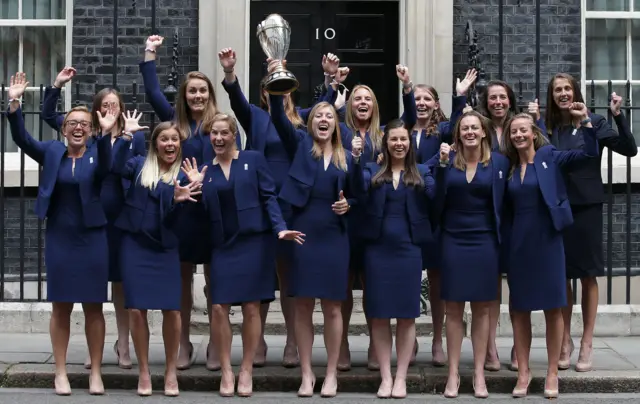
[580,117,592,126]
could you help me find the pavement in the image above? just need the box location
[1,334,640,396]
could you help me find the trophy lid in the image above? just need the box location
[256,13,291,37]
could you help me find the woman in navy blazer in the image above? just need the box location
[502,113,598,398]
[339,66,418,371]
[270,97,358,398]
[433,110,510,399]
[6,73,112,396]
[351,119,435,398]
[41,66,146,370]
[216,48,338,368]
[109,120,202,397]
[181,113,302,397]
[545,73,638,373]
[141,35,233,370]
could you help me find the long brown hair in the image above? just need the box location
[372,119,424,189]
[545,73,583,134]
[91,88,125,134]
[502,113,550,179]
[452,111,492,171]
[307,102,348,172]
[479,80,517,131]
[345,84,383,157]
[175,71,218,139]
[414,84,448,136]
[260,81,304,128]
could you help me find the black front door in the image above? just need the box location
[249,0,400,124]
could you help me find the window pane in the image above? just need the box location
[0,27,19,85]
[586,19,627,80]
[0,0,18,18]
[586,83,627,114]
[631,87,640,143]
[632,20,640,79]
[22,0,65,19]
[2,90,63,153]
[587,0,628,11]
[22,27,66,86]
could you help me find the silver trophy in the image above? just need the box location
[256,14,299,95]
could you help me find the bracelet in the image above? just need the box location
[144,47,156,53]
[403,81,414,89]
[223,69,234,74]
[580,117,592,126]
[324,72,335,77]
[439,160,448,167]
[8,98,21,104]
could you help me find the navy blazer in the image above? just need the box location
[199,151,287,247]
[352,161,435,244]
[433,151,510,244]
[516,132,599,232]
[41,85,148,156]
[7,107,110,226]
[109,140,184,249]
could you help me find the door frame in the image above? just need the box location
[198,0,453,129]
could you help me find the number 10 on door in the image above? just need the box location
[316,28,336,40]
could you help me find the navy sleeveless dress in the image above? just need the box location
[289,161,350,301]
[364,179,422,318]
[46,158,109,303]
[507,164,567,311]
[208,161,277,305]
[120,190,181,311]
[440,164,499,302]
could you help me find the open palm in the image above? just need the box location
[8,72,29,100]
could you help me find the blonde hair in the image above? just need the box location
[345,84,383,157]
[502,113,550,179]
[61,106,91,128]
[204,113,239,139]
[452,111,492,171]
[138,122,185,190]
[175,71,218,139]
[307,102,348,172]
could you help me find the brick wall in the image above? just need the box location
[71,0,199,115]
[453,0,581,107]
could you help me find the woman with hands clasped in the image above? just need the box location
[108,116,202,397]
[41,65,147,371]
[217,48,340,368]
[502,111,598,399]
[6,73,113,396]
[350,119,435,398]
[432,111,510,399]
[180,113,303,397]
[269,92,358,397]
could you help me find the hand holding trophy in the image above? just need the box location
[256,14,299,95]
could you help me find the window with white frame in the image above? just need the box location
[1,0,72,154]
[583,0,640,144]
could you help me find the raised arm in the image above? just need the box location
[419,164,436,199]
[219,48,254,145]
[41,67,77,132]
[269,93,304,158]
[602,93,638,157]
[7,74,51,164]
[139,35,175,122]
[552,103,599,167]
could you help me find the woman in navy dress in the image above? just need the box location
[41,66,147,370]
[339,66,417,371]
[433,111,509,399]
[216,48,338,367]
[142,35,241,370]
[6,73,112,396]
[271,96,358,398]
[110,119,202,397]
[476,80,546,372]
[182,114,303,397]
[544,73,638,372]
[351,119,435,398]
[502,112,598,398]
[409,69,477,367]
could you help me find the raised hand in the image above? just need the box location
[181,157,208,183]
[322,53,340,76]
[335,66,350,84]
[145,35,164,51]
[396,64,411,85]
[610,92,622,116]
[218,48,237,71]
[463,104,474,114]
[331,190,349,215]
[173,179,202,203]
[439,142,451,164]
[527,98,540,121]
[569,102,589,120]
[8,72,29,101]
[334,86,349,110]
[278,230,306,245]
[97,107,118,133]
[376,152,384,165]
[54,67,76,88]
[267,57,286,75]
[456,69,478,96]
[122,110,149,135]
[351,136,363,157]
